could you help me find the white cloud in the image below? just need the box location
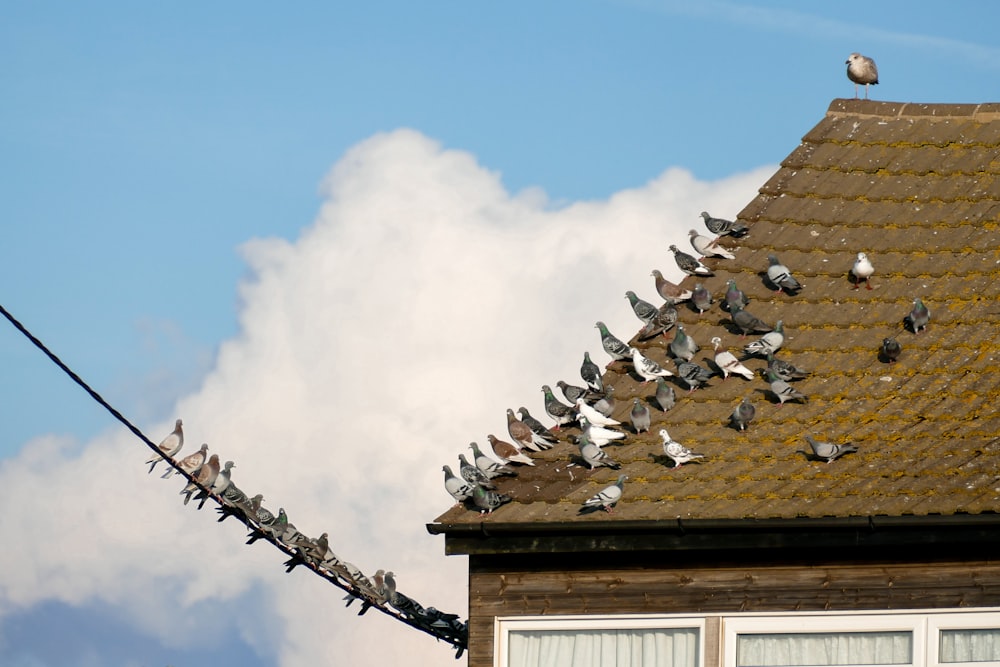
[0,128,771,666]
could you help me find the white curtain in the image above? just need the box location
[940,628,1000,663]
[736,631,912,666]
[508,627,699,667]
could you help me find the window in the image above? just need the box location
[929,612,1000,667]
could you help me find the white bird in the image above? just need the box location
[711,337,754,380]
[145,418,183,473]
[846,52,878,99]
[688,229,735,259]
[579,475,627,513]
[575,398,621,428]
[659,429,704,467]
[851,252,874,290]
[579,416,626,447]
[630,347,675,383]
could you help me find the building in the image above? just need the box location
[428,99,1000,667]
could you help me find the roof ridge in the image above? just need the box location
[827,98,1000,121]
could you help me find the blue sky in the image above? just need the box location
[1,2,998,666]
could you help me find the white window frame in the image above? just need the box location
[927,611,1000,667]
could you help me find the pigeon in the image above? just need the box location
[688,229,735,259]
[636,301,678,340]
[765,369,808,406]
[247,494,276,529]
[629,398,651,434]
[670,244,713,277]
[880,336,902,363]
[673,358,713,391]
[580,351,604,393]
[630,347,674,383]
[217,482,250,523]
[846,52,878,99]
[744,320,784,357]
[851,252,874,290]
[487,434,535,466]
[146,418,184,473]
[906,297,930,334]
[458,453,496,489]
[659,428,704,467]
[579,416,626,447]
[590,385,616,418]
[669,325,699,362]
[595,321,631,363]
[700,211,748,237]
[651,269,692,302]
[653,378,676,411]
[723,279,749,312]
[691,283,713,315]
[711,337,754,380]
[556,380,590,406]
[625,290,658,324]
[729,302,772,337]
[443,465,474,506]
[196,459,234,510]
[542,385,577,429]
[506,408,544,451]
[730,397,756,431]
[180,453,220,505]
[516,407,559,448]
[579,475,627,514]
[767,352,808,381]
[469,441,517,479]
[575,397,621,428]
[163,442,208,479]
[805,435,859,463]
[472,483,512,515]
[766,254,802,293]
[576,433,621,470]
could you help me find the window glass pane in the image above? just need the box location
[508,627,699,667]
[737,631,912,666]
[940,629,1000,663]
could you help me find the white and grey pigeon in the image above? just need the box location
[659,428,704,467]
[575,398,621,428]
[630,346,674,383]
[669,325,699,362]
[691,283,713,315]
[579,416,626,447]
[805,435,859,463]
[625,290,658,324]
[146,418,183,473]
[196,459,234,510]
[580,351,604,393]
[670,244,714,277]
[711,337,754,380]
[851,251,874,290]
[542,384,577,429]
[766,254,803,294]
[744,320,784,357]
[180,453,220,505]
[458,453,496,489]
[654,378,676,412]
[651,269,692,302]
[630,398,651,434]
[701,211,748,237]
[443,465,475,506]
[595,321,631,364]
[163,442,208,479]
[516,407,560,448]
[507,408,546,451]
[906,298,930,334]
[846,52,878,99]
[765,369,808,407]
[673,358,713,391]
[688,229,735,259]
[469,441,517,479]
[576,433,621,470]
[487,434,535,466]
[579,474,627,514]
[730,397,756,431]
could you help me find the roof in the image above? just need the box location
[430,99,1000,541]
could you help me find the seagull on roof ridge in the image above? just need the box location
[846,53,878,99]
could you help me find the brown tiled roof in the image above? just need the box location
[431,99,1000,532]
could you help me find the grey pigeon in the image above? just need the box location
[805,435,859,463]
[507,408,547,451]
[578,416,626,447]
[146,418,183,473]
[691,283,712,315]
[765,369,808,406]
[488,434,535,466]
[630,347,674,383]
[851,251,874,290]
[163,442,208,480]
[595,321,631,363]
[688,229,735,259]
[730,397,756,431]
[516,407,559,448]
[636,301,678,340]
[701,211,748,237]
[470,441,517,479]
[556,380,590,406]
[443,465,475,506]
[669,324,699,362]
[767,352,808,381]
[766,254,802,293]
[654,378,676,411]
[673,358,713,391]
[472,483,512,515]
[216,482,250,523]
[711,337,754,380]
[248,494,276,528]
[744,320,784,357]
[670,244,713,277]
[579,474,627,514]
[651,269,692,302]
[459,453,495,489]
[625,290,658,324]
[880,337,902,363]
[723,279,749,312]
[541,384,577,429]
[180,453,220,505]
[730,302,772,337]
[906,298,930,334]
[591,385,616,418]
[576,433,621,470]
[580,351,604,393]
[659,428,704,467]
[196,459,234,510]
[630,398,651,434]
[846,52,878,99]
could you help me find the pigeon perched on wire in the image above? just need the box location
[146,418,183,474]
[766,254,803,294]
[651,269,692,302]
[458,453,496,489]
[673,358,713,391]
[516,407,560,448]
[443,465,475,506]
[576,433,621,470]
[670,244,714,277]
[701,211,748,237]
[163,442,208,480]
[542,384,577,429]
[659,428,704,467]
[575,398,621,428]
[556,380,590,406]
[636,301,678,340]
[625,290,658,324]
[906,298,930,334]
[851,252,874,290]
[579,352,604,393]
[196,459,234,510]
[579,475,627,514]
[846,52,878,99]
[669,325,699,362]
[470,441,517,479]
[764,369,808,406]
[711,337,754,380]
[472,483,512,515]
[729,302,772,337]
[730,397,756,431]
[723,279,749,312]
[595,321,631,363]
[487,434,535,466]
[654,378,676,411]
[506,408,546,451]
[767,352,808,381]
[688,229,735,259]
[744,320,784,357]
[630,398,651,434]
[880,336,902,363]
[691,283,713,315]
[630,347,675,383]
[805,435,859,463]
[180,453,220,505]
[579,416,626,447]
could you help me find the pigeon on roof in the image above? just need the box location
[472,483,512,515]
[744,320,784,357]
[880,336,902,363]
[163,442,208,479]
[575,398,621,428]
[579,351,604,393]
[670,244,714,277]
[851,252,875,290]
[700,211,748,237]
[906,298,930,334]
[146,418,183,474]
[579,474,627,514]
[595,321,631,363]
[541,385,577,429]
[673,358,714,391]
[659,428,704,467]
[711,337,754,380]
[625,290,658,324]
[506,408,544,451]
[196,459,234,510]
[654,378,676,411]
[765,369,808,406]
[669,324,699,362]
[590,385,616,418]
[691,283,713,315]
[556,380,590,406]
[688,229,735,259]
[630,398,651,434]
[651,270,692,302]
[805,435,859,463]
[767,352,808,381]
[846,52,878,99]
[488,434,535,466]
[766,254,803,294]
[630,346,675,383]
[516,407,560,448]
[730,397,756,431]
[579,416,626,447]
[636,301,678,340]
[470,441,517,479]
[576,433,622,470]
[729,302,772,337]
[723,279,749,312]
[458,453,496,489]
[180,453,220,505]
